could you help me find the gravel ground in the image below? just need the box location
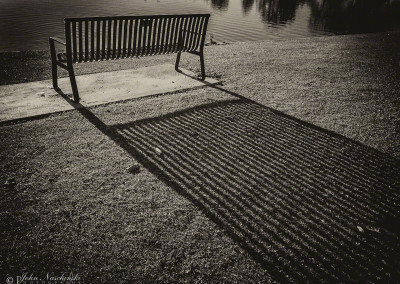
[1,31,400,157]
[1,32,400,283]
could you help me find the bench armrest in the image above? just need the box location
[49,37,66,45]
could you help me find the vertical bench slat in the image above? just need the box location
[133,19,139,56]
[85,20,89,62]
[188,17,196,50]
[159,17,166,54]
[107,19,112,59]
[200,15,209,50]
[180,17,189,52]
[169,16,176,53]
[167,17,176,53]
[96,21,101,60]
[191,16,201,50]
[186,17,194,51]
[144,19,150,56]
[188,17,198,50]
[101,20,106,60]
[182,16,190,49]
[178,17,185,52]
[144,19,149,56]
[117,19,123,59]
[155,17,163,54]
[189,17,201,51]
[175,17,182,52]
[72,22,77,62]
[140,19,145,56]
[112,19,117,59]
[142,19,148,56]
[167,17,174,53]
[78,21,83,62]
[173,17,180,52]
[123,19,128,58]
[194,17,205,51]
[137,19,143,57]
[196,16,205,49]
[147,19,154,56]
[201,16,208,47]
[127,19,133,57]
[165,16,172,53]
[65,21,72,62]
[185,17,193,51]
[160,17,168,54]
[165,17,173,54]
[91,21,95,61]
[190,17,201,50]
[150,18,158,55]
[173,17,182,52]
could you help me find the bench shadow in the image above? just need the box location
[57,87,400,282]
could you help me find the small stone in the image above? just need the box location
[127,163,140,174]
[155,147,163,156]
[366,226,380,233]
[5,178,16,188]
[36,92,45,97]
[357,225,364,233]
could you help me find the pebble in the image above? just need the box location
[155,147,163,156]
[127,163,140,174]
[5,178,16,188]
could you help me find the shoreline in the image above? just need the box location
[0,31,398,84]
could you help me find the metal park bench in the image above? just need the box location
[49,14,210,103]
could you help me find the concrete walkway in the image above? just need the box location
[0,63,218,122]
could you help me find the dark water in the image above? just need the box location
[0,0,400,51]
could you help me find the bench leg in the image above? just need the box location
[68,65,80,103]
[200,52,206,80]
[51,61,60,91]
[49,39,60,91]
[176,51,206,80]
[175,52,181,72]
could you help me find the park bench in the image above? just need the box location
[49,14,210,103]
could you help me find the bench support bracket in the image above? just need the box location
[49,37,80,103]
[176,51,206,80]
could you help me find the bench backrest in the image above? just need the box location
[64,14,210,63]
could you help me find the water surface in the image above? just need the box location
[0,0,399,51]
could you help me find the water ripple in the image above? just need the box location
[0,0,399,51]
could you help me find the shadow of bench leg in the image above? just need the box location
[68,65,80,103]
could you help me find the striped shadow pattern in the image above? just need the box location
[112,99,400,282]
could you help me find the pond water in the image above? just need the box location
[0,0,399,51]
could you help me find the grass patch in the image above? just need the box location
[1,32,400,282]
